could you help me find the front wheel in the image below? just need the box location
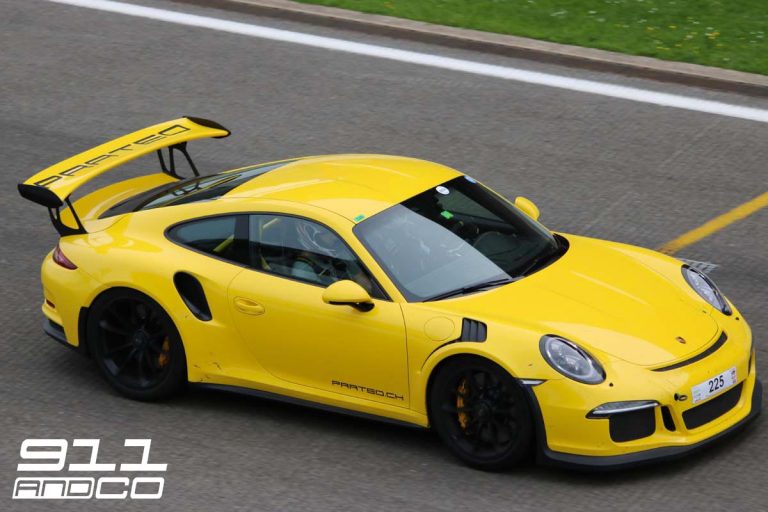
[87,289,187,401]
[429,356,533,470]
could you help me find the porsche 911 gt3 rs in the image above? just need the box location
[18,117,761,470]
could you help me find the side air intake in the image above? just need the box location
[173,272,212,321]
[460,318,487,342]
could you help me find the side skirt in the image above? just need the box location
[190,382,427,430]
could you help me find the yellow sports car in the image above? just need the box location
[19,117,760,470]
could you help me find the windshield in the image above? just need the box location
[353,176,563,301]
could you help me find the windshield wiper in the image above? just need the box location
[514,239,564,278]
[425,278,514,302]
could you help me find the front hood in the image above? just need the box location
[429,235,718,366]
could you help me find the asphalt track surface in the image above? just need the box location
[1,1,767,510]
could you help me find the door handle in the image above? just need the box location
[234,297,265,316]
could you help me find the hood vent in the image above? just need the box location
[460,319,487,342]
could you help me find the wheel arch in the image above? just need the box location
[82,285,189,400]
[422,348,522,427]
[424,351,540,469]
[80,284,184,355]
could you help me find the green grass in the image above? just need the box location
[293,0,768,75]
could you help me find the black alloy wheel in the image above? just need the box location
[88,289,187,400]
[429,356,533,470]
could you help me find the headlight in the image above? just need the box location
[682,265,732,315]
[539,335,605,384]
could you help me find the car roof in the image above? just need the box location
[223,154,462,222]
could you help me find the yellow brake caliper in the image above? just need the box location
[457,378,469,431]
[157,338,170,368]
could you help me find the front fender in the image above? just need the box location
[407,319,566,417]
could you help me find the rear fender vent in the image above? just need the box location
[459,319,487,342]
[173,272,212,321]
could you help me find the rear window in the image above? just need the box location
[100,161,293,218]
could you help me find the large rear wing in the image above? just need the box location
[17,117,229,235]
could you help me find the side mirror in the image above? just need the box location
[322,280,374,312]
[514,196,540,221]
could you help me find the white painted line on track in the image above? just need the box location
[48,0,768,124]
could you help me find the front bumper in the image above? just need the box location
[529,378,762,470]
[525,314,761,470]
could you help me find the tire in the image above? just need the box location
[87,289,187,401]
[429,356,533,470]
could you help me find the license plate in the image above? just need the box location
[691,367,737,404]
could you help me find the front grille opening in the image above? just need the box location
[661,406,676,431]
[683,382,743,430]
[609,408,656,442]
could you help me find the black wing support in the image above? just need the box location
[157,142,201,179]
[18,184,87,236]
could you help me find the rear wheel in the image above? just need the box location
[87,289,187,401]
[429,356,533,470]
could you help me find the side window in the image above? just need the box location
[169,215,249,266]
[249,214,385,299]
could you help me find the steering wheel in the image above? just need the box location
[450,220,479,241]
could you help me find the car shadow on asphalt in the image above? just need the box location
[178,385,762,482]
[39,344,762,483]
[181,385,442,448]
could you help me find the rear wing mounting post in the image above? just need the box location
[48,198,87,236]
[157,141,200,179]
